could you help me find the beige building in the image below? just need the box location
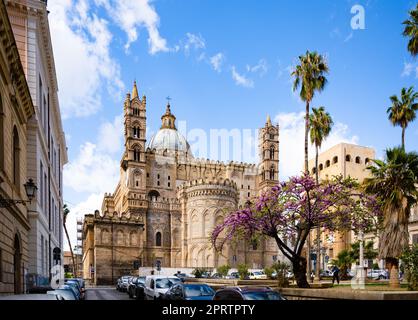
[308,143,375,267]
[0,0,35,294]
[308,143,418,269]
[5,0,68,288]
[82,82,280,284]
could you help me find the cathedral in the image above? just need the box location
[82,82,280,284]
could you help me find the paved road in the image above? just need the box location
[86,287,131,300]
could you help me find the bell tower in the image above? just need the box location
[121,81,147,187]
[258,115,279,194]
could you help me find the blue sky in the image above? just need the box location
[47,0,418,248]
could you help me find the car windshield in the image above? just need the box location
[155,278,180,289]
[253,272,262,275]
[184,285,215,297]
[243,291,283,300]
[137,277,146,284]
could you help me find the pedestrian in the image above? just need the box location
[331,265,340,285]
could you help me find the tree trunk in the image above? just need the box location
[386,258,400,289]
[304,101,310,174]
[304,101,311,282]
[315,145,321,282]
[64,222,76,277]
[402,126,405,150]
[292,256,310,288]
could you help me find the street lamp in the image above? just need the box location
[0,179,37,207]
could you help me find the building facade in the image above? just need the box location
[307,143,376,268]
[0,0,35,294]
[5,0,67,288]
[82,83,280,284]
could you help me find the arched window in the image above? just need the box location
[134,148,140,162]
[312,167,317,174]
[270,165,275,180]
[325,160,330,168]
[252,240,258,250]
[345,154,351,162]
[365,158,370,165]
[13,126,20,189]
[0,93,4,170]
[156,232,162,247]
[319,164,323,171]
[333,156,338,164]
[270,147,275,160]
[355,156,361,164]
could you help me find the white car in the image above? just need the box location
[144,275,181,300]
[248,271,268,280]
[367,269,388,280]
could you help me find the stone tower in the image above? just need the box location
[258,115,279,194]
[122,81,147,192]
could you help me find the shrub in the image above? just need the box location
[237,264,249,280]
[401,245,418,291]
[264,267,275,279]
[192,268,208,279]
[272,261,290,287]
[217,265,231,278]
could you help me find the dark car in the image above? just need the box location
[65,279,84,300]
[128,276,146,299]
[163,283,215,301]
[47,285,79,300]
[71,278,86,296]
[213,287,286,301]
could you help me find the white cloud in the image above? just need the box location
[48,0,124,119]
[274,112,359,179]
[210,53,225,72]
[96,0,169,54]
[64,193,104,251]
[64,142,120,194]
[231,66,254,88]
[246,59,268,77]
[97,114,124,154]
[183,33,206,55]
[401,61,418,77]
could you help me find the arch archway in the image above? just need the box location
[14,234,22,294]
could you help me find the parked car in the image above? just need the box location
[65,279,85,300]
[367,269,388,280]
[210,273,222,279]
[144,275,181,300]
[163,283,215,301]
[320,270,333,277]
[71,278,85,295]
[47,285,79,300]
[173,272,188,281]
[0,294,62,300]
[226,272,239,279]
[213,287,286,300]
[117,276,131,292]
[128,276,146,299]
[248,271,268,280]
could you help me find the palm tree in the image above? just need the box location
[310,107,333,184]
[363,147,418,288]
[291,51,329,174]
[331,249,352,280]
[63,204,76,277]
[387,86,418,150]
[309,107,333,281]
[292,51,329,281]
[403,4,418,56]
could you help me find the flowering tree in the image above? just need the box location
[211,174,382,288]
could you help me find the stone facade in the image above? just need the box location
[308,143,376,265]
[5,0,68,288]
[82,83,280,284]
[0,0,35,295]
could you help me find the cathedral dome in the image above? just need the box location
[147,128,192,155]
[147,103,192,156]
